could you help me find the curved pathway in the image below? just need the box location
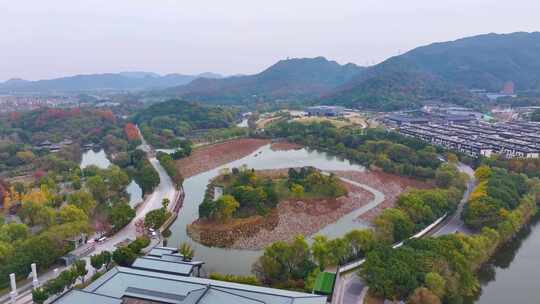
[336,162,476,304]
[312,175,384,240]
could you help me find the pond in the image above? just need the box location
[168,144,369,275]
[80,149,110,169]
[466,214,540,304]
[80,149,143,207]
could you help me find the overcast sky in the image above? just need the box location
[1,0,539,81]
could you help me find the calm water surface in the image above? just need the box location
[168,144,367,275]
[467,215,540,304]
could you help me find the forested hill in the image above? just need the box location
[132,99,239,148]
[132,99,237,129]
[0,72,222,93]
[324,32,540,110]
[161,57,365,104]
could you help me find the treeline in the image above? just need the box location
[199,168,279,220]
[266,122,442,179]
[287,167,347,198]
[252,163,466,291]
[361,166,540,303]
[463,166,529,229]
[156,152,185,188]
[481,156,540,178]
[0,219,90,289]
[198,167,347,222]
[133,100,238,148]
[0,108,126,176]
[2,108,118,146]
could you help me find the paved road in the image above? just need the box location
[0,132,177,304]
[432,163,475,237]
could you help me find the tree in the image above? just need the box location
[213,195,239,222]
[360,246,419,300]
[162,198,170,209]
[252,235,314,287]
[32,288,49,304]
[425,272,446,298]
[109,203,136,231]
[71,175,82,190]
[144,208,168,230]
[113,246,137,266]
[162,229,172,247]
[18,201,56,227]
[0,223,29,242]
[67,191,96,215]
[72,259,88,284]
[179,242,195,261]
[475,165,493,181]
[101,251,112,270]
[344,229,376,259]
[407,287,441,304]
[434,164,458,188]
[128,237,151,254]
[104,165,130,193]
[446,153,458,164]
[86,175,107,203]
[199,199,216,218]
[290,183,305,197]
[58,205,88,224]
[463,196,503,229]
[90,253,104,271]
[304,268,321,292]
[374,208,414,243]
[16,150,36,164]
[311,235,330,270]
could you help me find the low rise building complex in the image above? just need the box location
[387,115,540,159]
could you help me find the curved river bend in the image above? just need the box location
[168,144,378,275]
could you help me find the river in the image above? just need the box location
[465,214,540,304]
[167,144,372,275]
[80,149,143,207]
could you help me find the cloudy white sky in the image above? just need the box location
[0,0,539,81]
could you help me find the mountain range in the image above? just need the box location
[3,32,540,110]
[160,57,365,104]
[0,72,222,93]
[164,32,540,109]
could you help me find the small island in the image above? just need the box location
[187,166,349,248]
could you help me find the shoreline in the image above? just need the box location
[176,139,432,250]
[188,171,375,250]
[331,170,433,222]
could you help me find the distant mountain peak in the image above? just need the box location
[161,56,365,103]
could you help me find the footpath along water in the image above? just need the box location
[80,149,143,207]
[168,144,374,275]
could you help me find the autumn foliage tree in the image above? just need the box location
[124,123,140,141]
[0,179,9,210]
